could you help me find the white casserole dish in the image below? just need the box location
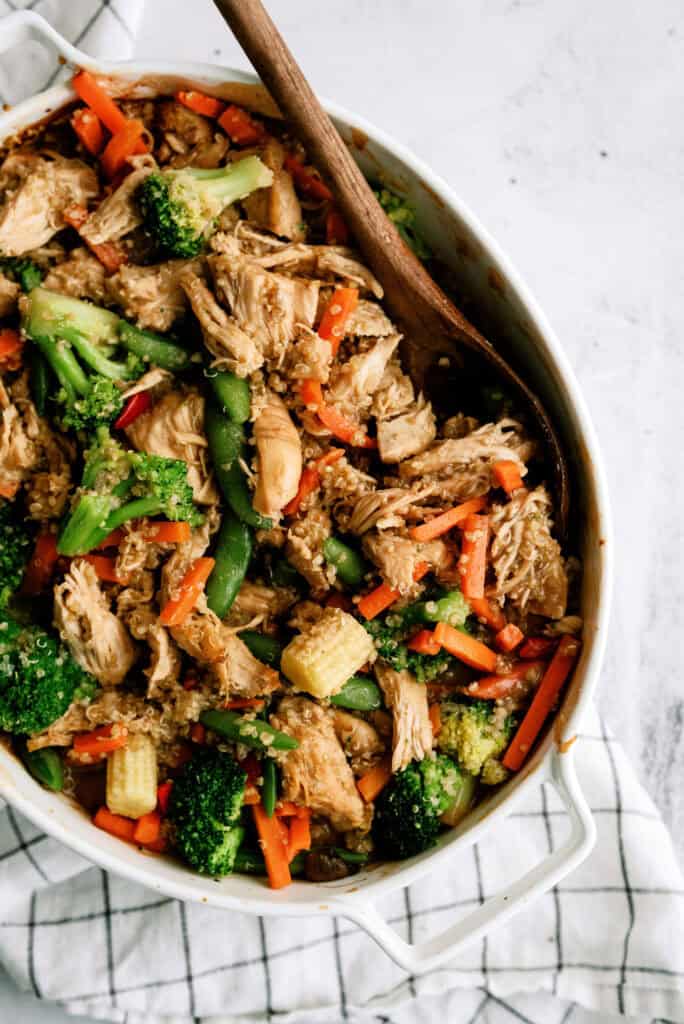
[0,10,613,973]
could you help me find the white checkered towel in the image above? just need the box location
[1,705,683,1024]
[1,7,684,1024]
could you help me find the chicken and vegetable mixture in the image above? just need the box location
[0,73,582,887]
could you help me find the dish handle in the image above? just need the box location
[0,11,98,71]
[337,748,595,974]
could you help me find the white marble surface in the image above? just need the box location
[2,0,682,1019]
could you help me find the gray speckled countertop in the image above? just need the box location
[2,0,682,1019]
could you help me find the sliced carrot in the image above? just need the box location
[287,808,311,862]
[71,107,105,155]
[463,660,546,700]
[63,205,128,274]
[429,702,442,736]
[175,89,225,119]
[458,514,489,600]
[190,723,206,744]
[252,802,292,889]
[519,637,558,660]
[300,378,323,408]
[243,789,260,805]
[283,448,345,516]
[357,755,393,803]
[142,835,168,853]
[407,629,441,656]
[218,104,266,145]
[159,556,215,627]
[317,402,375,447]
[21,531,59,595]
[357,561,430,620]
[100,118,147,179]
[325,206,349,245]
[274,800,307,818]
[72,70,128,134]
[492,459,525,494]
[157,780,173,815]
[0,327,24,368]
[93,806,136,842]
[495,623,525,653]
[133,810,162,846]
[433,621,497,673]
[224,698,265,711]
[73,723,128,756]
[145,521,192,544]
[317,287,359,355]
[0,482,19,500]
[409,495,488,542]
[284,155,333,201]
[502,636,581,771]
[468,596,506,631]
[94,527,125,550]
[80,553,129,584]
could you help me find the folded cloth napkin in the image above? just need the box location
[1,8,683,1024]
[1,704,683,1024]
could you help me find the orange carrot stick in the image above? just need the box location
[468,596,506,631]
[357,561,430,620]
[317,287,358,354]
[284,155,333,201]
[433,621,497,673]
[274,800,308,818]
[63,206,128,274]
[492,459,525,494]
[300,378,323,408]
[73,724,128,756]
[218,104,266,145]
[502,635,581,771]
[93,806,136,842]
[283,448,345,516]
[407,629,441,656]
[252,803,292,889]
[72,70,128,134]
[79,554,129,584]
[145,521,192,544]
[100,118,147,179]
[0,328,24,368]
[175,89,225,119]
[495,623,525,653]
[0,482,19,499]
[71,107,105,155]
[428,702,442,736]
[133,810,162,846]
[463,660,545,700]
[357,755,393,803]
[21,531,58,595]
[457,514,489,600]
[157,780,173,815]
[409,496,488,542]
[224,698,265,711]
[159,556,215,627]
[287,808,311,862]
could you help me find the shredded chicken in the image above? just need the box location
[377,394,436,463]
[43,247,106,303]
[0,154,98,255]
[81,154,157,244]
[490,485,568,620]
[226,580,296,627]
[241,137,304,241]
[332,709,385,775]
[371,359,415,421]
[363,531,450,594]
[347,483,436,535]
[53,562,137,687]
[106,259,199,332]
[271,696,371,832]
[374,664,433,772]
[180,269,263,377]
[0,380,38,493]
[0,273,19,317]
[286,506,333,594]
[327,333,401,418]
[347,299,394,337]
[253,389,302,517]
[125,605,183,699]
[399,418,534,481]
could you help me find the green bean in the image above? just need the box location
[323,536,367,586]
[332,847,369,865]
[240,630,282,667]
[118,320,191,372]
[330,675,383,712]
[235,847,305,876]
[205,401,272,530]
[200,709,298,752]
[261,758,278,818]
[206,369,251,424]
[21,746,63,791]
[206,511,252,618]
[30,347,50,416]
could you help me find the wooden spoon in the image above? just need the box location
[213,0,569,535]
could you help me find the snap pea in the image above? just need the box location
[409,590,470,629]
[270,557,304,591]
[30,347,49,416]
[261,758,278,818]
[118,320,191,372]
[323,536,367,586]
[21,746,63,791]
[205,401,272,531]
[200,709,299,752]
[330,675,383,712]
[206,511,252,618]
[206,369,251,424]
[240,630,282,668]
[235,847,305,876]
[332,847,369,865]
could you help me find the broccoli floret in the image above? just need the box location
[373,186,431,260]
[437,700,514,777]
[58,430,203,556]
[0,502,31,610]
[138,157,274,258]
[22,288,134,432]
[0,614,97,734]
[1,257,43,292]
[168,747,247,876]
[373,754,462,859]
